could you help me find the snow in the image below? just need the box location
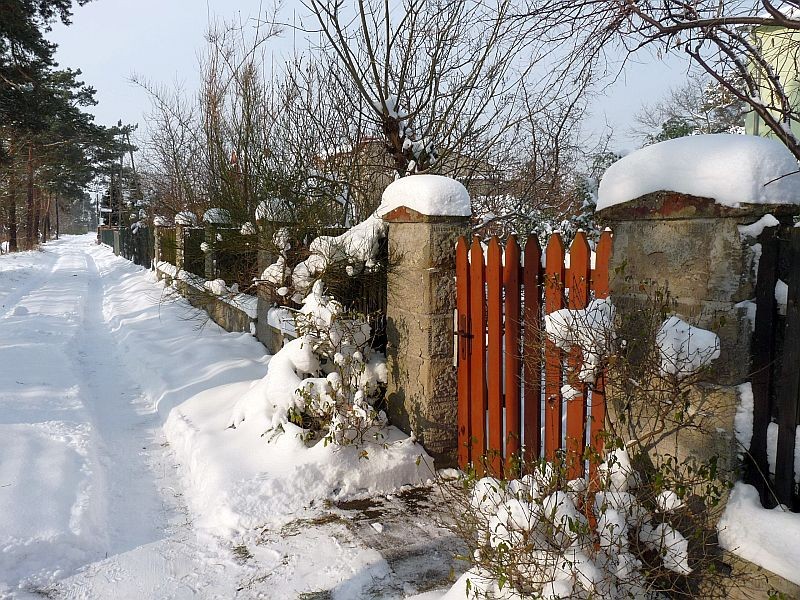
[202,207,232,224]
[0,235,442,598]
[718,482,800,585]
[240,221,256,235]
[153,215,172,227]
[174,211,197,226]
[738,213,780,238]
[734,382,755,455]
[597,134,800,210]
[544,298,615,383]
[775,279,788,315]
[656,316,720,378]
[377,175,471,218]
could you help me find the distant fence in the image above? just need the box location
[455,230,612,478]
[98,226,153,267]
[746,227,800,512]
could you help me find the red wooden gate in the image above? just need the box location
[455,230,612,478]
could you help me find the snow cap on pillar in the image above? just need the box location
[378,174,471,222]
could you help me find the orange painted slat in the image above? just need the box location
[455,237,472,469]
[504,235,522,475]
[523,236,542,464]
[544,233,566,461]
[590,229,613,477]
[486,238,503,476]
[469,236,487,473]
[566,231,591,479]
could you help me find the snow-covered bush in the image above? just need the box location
[451,449,699,599]
[229,280,387,448]
[444,280,736,599]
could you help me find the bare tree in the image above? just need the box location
[520,0,800,161]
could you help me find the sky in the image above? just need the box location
[48,0,691,153]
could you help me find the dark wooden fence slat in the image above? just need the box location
[504,235,522,474]
[749,228,779,505]
[523,236,543,464]
[456,237,472,469]
[544,233,566,460]
[776,228,800,506]
[469,236,487,473]
[566,231,591,479]
[487,237,504,476]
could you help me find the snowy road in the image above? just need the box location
[0,236,460,600]
[0,236,271,598]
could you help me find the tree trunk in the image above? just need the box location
[25,144,34,249]
[55,199,60,240]
[33,187,41,246]
[7,162,18,253]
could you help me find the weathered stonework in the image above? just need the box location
[383,207,470,467]
[599,191,800,481]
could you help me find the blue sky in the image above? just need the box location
[49,0,690,153]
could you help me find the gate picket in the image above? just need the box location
[455,237,471,469]
[487,238,504,475]
[469,237,487,473]
[504,236,522,474]
[523,236,543,463]
[456,231,611,476]
[544,234,566,460]
[566,232,591,478]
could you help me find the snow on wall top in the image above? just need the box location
[377,174,471,218]
[203,208,232,224]
[597,134,800,210]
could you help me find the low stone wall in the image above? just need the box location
[153,262,255,334]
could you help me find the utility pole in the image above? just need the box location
[116,120,124,230]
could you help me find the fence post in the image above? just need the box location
[174,224,187,272]
[383,196,471,468]
[599,191,800,483]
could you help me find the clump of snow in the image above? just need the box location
[775,279,788,316]
[377,175,471,218]
[174,211,198,226]
[544,298,615,383]
[200,241,211,253]
[228,335,320,432]
[255,198,289,221]
[738,213,780,239]
[718,482,800,585]
[597,135,800,210]
[734,382,754,456]
[290,215,387,301]
[153,215,172,227]
[240,221,256,235]
[656,316,720,378]
[655,490,684,513]
[204,279,228,296]
[203,208,232,224]
[765,422,800,483]
[441,448,694,600]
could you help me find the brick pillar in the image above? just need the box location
[383,206,470,467]
[599,192,800,476]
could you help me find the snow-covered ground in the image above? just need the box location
[0,235,459,599]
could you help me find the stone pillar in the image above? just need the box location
[153,225,163,265]
[383,206,470,467]
[599,192,800,476]
[204,224,216,280]
[112,229,121,256]
[174,224,187,271]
